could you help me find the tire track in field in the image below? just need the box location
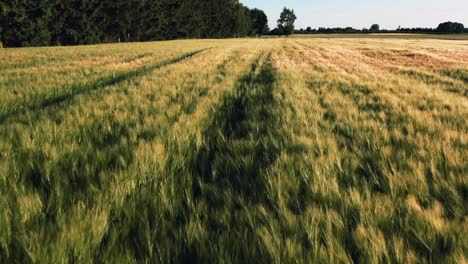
[190,53,287,201]
[162,53,300,261]
[101,52,293,261]
[2,47,248,262]
[0,49,207,122]
[87,49,269,261]
[0,51,152,72]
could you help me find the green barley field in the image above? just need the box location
[0,36,467,262]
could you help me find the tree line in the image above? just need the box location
[0,0,269,47]
[294,22,467,34]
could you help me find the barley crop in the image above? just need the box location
[0,37,466,263]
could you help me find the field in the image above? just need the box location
[292,33,468,40]
[0,36,467,262]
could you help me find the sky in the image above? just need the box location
[242,0,468,30]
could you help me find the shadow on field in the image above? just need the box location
[179,54,292,261]
[0,50,205,122]
[190,54,288,204]
[96,55,293,262]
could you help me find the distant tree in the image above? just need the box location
[249,8,269,35]
[277,7,296,36]
[436,22,465,33]
[306,26,312,32]
[269,27,284,36]
[345,27,356,33]
[370,24,380,33]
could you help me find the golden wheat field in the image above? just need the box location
[0,37,467,262]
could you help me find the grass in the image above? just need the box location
[0,49,206,121]
[0,37,467,263]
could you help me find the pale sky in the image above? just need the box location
[242,0,468,30]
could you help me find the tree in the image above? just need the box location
[176,0,203,39]
[277,7,296,36]
[269,27,284,36]
[370,24,380,33]
[436,22,465,33]
[65,0,105,44]
[249,8,269,35]
[0,0,268,47]
[0,0,54,47]
[234,3,252,37]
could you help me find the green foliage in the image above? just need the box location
[249,8,269,35]
[277,7,297,36]
[437,22,465,33]
[0,0,54,47]
[52,0,105,45]
[370,24,380,33]
[232,3,252,37]
[0,0,266,47]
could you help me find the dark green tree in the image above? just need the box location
[277,7,296,36]
[370,24,380,33]
[249,8,269,35]
[0,0,268,47]
[52,0,106,45]
[234,3,252,37]
[176,0,203,38]
[0,0,54,47]
[436,22,465,33]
